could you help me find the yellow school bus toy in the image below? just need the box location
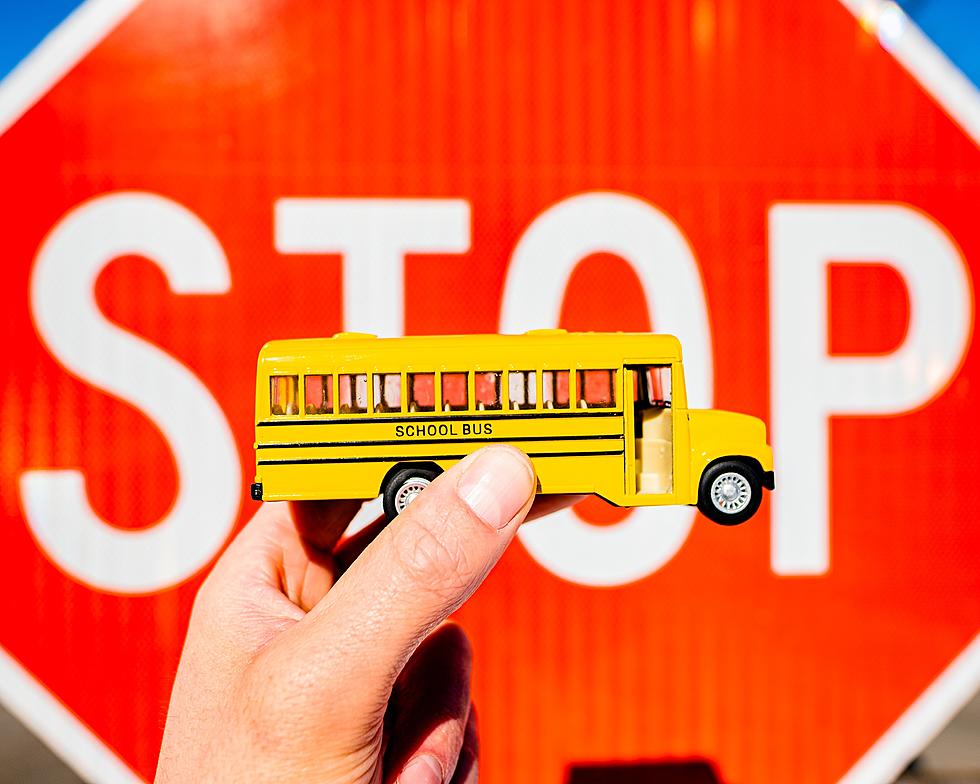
[252,330,774,525]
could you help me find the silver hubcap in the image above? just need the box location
[710,471,751,514]
[394,477,431,513]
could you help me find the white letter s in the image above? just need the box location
[21,192,241,594]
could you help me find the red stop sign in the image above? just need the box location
[1,1,978,782]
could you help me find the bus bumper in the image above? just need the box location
[250,482,263,501]
[762,471,775,491]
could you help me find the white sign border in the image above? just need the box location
[0,648,141,783]
[1,5,148,781]
[833,0,980,781]
[839,632,980,783]
[0,0,978,782]
[0,0,143,136]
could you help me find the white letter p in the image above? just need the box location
[769,203,972,575]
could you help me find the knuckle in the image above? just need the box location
[395,516,476,602]
[239,654,317,746]
[188,570,224,620]
[241,647,384,759]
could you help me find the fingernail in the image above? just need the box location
[457,447,535,529]
[398,754,443,784]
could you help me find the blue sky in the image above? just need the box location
[0,1,978,88]
[896,0,980,87]
[0,0,85,80]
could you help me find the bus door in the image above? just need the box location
[626,364,674,496]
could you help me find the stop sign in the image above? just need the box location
[1,1,979,782]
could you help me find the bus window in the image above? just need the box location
[577,369,616,408]
[339,373,368,414]
[442,373,468,411]
[305,374,333,414]
[509,370,536,410]
[635,365,671,408]
[408,373,435,412]
[542,370,570,409]
[270,375,299,416]
[373,373,402,413]
[474,371,502,410]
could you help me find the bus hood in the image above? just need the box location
[687,409,768,443]
[686,408,773,473]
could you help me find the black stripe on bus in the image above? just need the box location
[257,449,625,467]
[256,433,625,450]
[256,409,623,427]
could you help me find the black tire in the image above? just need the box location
[697,459,762,526]
[383,465,442,522]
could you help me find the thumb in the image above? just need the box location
[279,446,535,709]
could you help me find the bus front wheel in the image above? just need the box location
[697,460,762,526]
[383,465,443,522]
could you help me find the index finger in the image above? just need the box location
[289,498,365,552]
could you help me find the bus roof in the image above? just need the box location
[257,330,682,373]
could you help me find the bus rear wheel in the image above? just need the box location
[383,465,442,521]
[697,459,762,526]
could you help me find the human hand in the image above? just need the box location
[156,446,566,784]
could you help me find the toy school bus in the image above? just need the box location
[251,330,774,525]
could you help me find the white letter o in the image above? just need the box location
[501,192,712,586]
